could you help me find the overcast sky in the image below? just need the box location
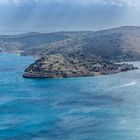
[0,0,140,34]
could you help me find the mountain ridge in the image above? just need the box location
[0,26,140,62]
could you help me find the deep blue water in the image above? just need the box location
[0,53,140,140]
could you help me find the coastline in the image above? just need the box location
[117,61,140,69]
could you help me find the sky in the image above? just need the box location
[0,0,140,34]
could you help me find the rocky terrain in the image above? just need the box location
[23,54,137,78]
[1,26,140,61]
[0,26,139,78]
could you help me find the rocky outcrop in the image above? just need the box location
[23,54,137,78]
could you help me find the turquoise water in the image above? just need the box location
[0,53,140,140]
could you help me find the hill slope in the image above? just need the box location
[0,26,140,61]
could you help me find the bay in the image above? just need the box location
[0,53,140,140]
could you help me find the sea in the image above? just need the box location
[0,53,140,140]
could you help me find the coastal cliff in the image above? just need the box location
[23,54,137,78]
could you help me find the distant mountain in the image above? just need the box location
[1,26,140,61]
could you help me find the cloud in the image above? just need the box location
[0,0,38,5]
[0,0,139,7]
[0,0,139,34]
[0,0,23,5]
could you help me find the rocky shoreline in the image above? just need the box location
[23,54,137,78]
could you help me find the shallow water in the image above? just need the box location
[0,53,140,140]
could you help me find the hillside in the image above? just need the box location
[0,26,140,61]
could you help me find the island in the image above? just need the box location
[23,54,137,78]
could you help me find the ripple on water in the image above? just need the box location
[0,54,140,139]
